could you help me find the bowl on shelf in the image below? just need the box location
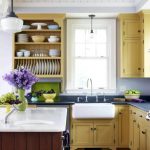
[31,35,45,43]
[22,25,30,30]
[24,51,31,57]
[48,25,59,30]
[43,93,56,103]
[124,94,140,101]
[48,36,59,43]
[49,49,60,57]
[16,51,23,57]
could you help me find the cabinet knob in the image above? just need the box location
[133,112,136,114]
[138,30,141,33]
[142,131,146,134]
[139,115,143,118]
[133,120,136,122]
[94,128,96,130]
[91,128,93,130]
[119,112,122,115]
[138,68,141,70]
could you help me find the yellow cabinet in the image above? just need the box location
[118,106,129,147]
[122,19,141,38]
[71,120,115,149]
[119,14,142,78]
[94,122,115,146]
[121,39,142,77]
[72,122,93,146]
[139,11,150,77]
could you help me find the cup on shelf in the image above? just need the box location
[16,51,23,57]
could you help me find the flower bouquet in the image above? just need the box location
[3,67,38,111]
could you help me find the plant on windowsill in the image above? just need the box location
[3,67,38,111]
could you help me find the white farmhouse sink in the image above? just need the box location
[72,103,115,119]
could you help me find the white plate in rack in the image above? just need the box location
[51,60,54,75]
[49,60,51,75]
[57,60,60,74]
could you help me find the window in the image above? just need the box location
[66,19,116,93]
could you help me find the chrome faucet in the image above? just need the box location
[5,105,18,124]
[87,78,93,96]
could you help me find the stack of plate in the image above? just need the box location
[17,34,29,42]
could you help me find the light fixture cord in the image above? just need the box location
[11,0,13,13]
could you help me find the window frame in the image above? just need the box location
[66,18,116,94]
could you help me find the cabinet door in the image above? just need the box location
[121,39,142,77]
[133,122,140,150]
[118,106,129,147]
[123,19,141,38]
[93,122,115,146]
[72,122,93,146]
[129,109,134,149]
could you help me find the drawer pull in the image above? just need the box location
[139,115,143,118]
[133,120,136,122]
[91,128,93,130]
[142,131,146,134]
[133,112,136,114]
[119,112,122,115]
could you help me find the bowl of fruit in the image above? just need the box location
[124,90,141,101]
[43,89,56,103]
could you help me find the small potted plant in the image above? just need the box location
[43,89,56,103]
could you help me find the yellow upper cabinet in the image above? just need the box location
[139,11,150,77]
[119,14,142,78]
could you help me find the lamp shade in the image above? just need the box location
[1,17,23,33]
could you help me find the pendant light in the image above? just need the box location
[89,14,95,34]
[1,0,23,33]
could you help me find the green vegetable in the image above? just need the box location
[124,89,140,95]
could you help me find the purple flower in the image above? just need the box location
[3,68,38,90]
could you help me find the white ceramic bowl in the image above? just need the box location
[24,51,30,57]
[124,94,140,101]
[48,37,59,43]
[17,52,23,57]
[49,49,60,57]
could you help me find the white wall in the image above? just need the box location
[0,31,13,95]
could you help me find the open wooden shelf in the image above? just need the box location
[14,57,61,59]
[22,29,61,32]
[36,75,63,78]
[15,42,61,45]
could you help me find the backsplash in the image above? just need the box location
[32,82,61,101]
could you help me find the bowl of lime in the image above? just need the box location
[124,90,140,101]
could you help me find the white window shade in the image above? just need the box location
[66,19,116,93]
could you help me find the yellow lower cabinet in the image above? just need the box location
[94,122,115,146]
[71,120,115,149]
[118,106,129,147]
[133,121,140,150]
[72,122,93,146]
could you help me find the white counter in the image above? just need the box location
[0,107,67,132]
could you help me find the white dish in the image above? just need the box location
[49,49,60,57]
[49,61,52,74]
[16,52,23,57]
[22,25,30,30]
[31,23,47,30]
[48,37,59,43]
[51,60,54,75]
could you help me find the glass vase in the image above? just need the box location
[18,89,28,111]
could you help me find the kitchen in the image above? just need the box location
[0,0,150,150]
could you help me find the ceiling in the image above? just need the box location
[0,0,150,18]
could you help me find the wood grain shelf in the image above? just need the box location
[15,42,61,45]
[14,57,61,59]
[36,75,63,78]
[22,29,61,32]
